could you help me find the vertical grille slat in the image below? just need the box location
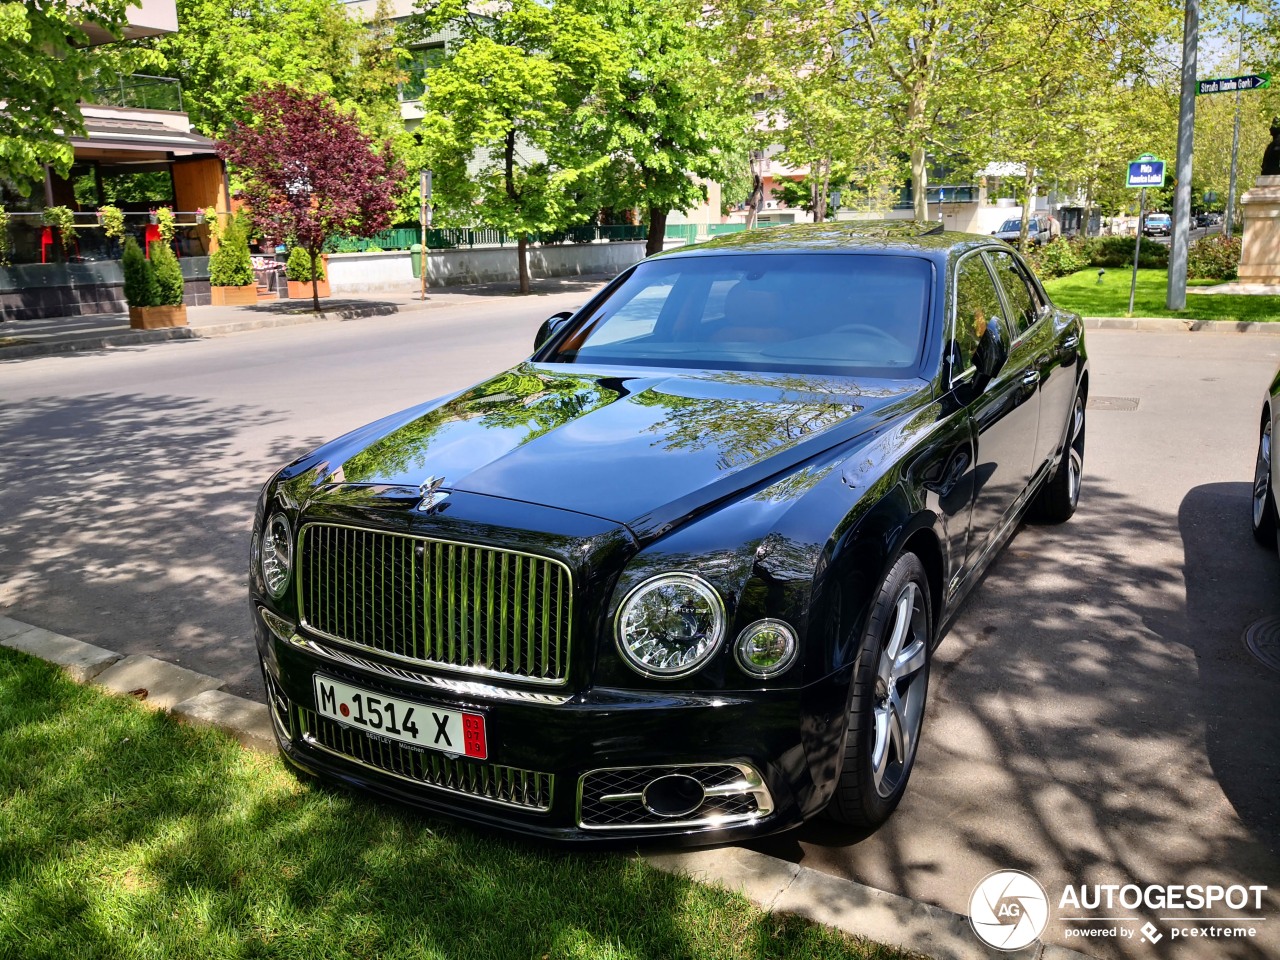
[298,524,571,685]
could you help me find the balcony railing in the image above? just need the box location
[86,74,184,113]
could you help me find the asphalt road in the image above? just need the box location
[3,304,1278,959]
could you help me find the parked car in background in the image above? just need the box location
[992,216,1049,246]
[250,220,1089,844]
[1143,213,1172,237]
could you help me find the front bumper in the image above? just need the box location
[255,606,850,844]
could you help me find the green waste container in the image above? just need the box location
[410,242,424,279]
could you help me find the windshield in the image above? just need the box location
[544,253,933,376]
[1148,214,1170,223]
[998,219,1023,232]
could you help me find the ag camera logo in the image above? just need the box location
[970,870,1050,951]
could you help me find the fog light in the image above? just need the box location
[641,774,706,818]
[734,619,798,678]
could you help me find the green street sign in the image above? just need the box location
[1197,72,1271,95]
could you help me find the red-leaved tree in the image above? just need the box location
[218,87,405,312]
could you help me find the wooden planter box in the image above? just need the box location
[285,277,330,299]
[210,283,258,306]
[128,305,188,329]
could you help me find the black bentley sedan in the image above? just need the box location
[251,221,1087,843]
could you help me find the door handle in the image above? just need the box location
[1062,335,1079,350]
[1022,370,1041,386]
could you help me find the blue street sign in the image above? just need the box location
[1127,155,1166,189]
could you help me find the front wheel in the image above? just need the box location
[826,553,932,829]
[1030,392,1085,523]
[1252,416,1276,547]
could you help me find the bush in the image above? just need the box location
[1026,238,1087,280]
[1187,234,1241,281]
[209,216,255,287]
[1083,235,1169,269]
[285,246,325,282]
[150,241,185,306]
[121,237,159,308]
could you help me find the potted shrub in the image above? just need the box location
[208,215,257,305]
[285,245,329,299]
[122,237,187,329]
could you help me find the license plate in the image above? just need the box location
[313,675,487,759]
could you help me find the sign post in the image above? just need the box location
[1125,154,1165,316]
[419,169,433,302]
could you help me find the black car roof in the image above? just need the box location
[651,220,996,261]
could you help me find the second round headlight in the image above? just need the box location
[615,573,725,678]
[734,619,798,678]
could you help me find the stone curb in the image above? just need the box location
[0,611,1100,960]
[1084,316,1280,333]
[645,847,1097,960]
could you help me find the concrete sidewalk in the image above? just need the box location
[0,275,613,361]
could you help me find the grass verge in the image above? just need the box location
[0,648,914,960]
[1044,268,1280,322]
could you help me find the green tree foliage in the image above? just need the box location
[121,237,159,308]
[208,216,254,287]
[150,241,185,306]
[0,0,133,190]
[286,245,325,282]
[155,0,406,140]
[564,0,752,255]
[409,0,620,293]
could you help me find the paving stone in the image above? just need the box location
[1041,946,1102,960]
[0,625,122,682]
[93,654,224,710]
[170,689,276,752]
[645,847,800,911]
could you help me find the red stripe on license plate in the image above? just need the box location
[463,713,487,760]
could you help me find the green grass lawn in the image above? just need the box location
[1043,268,1280,322]
[0,648,915,960]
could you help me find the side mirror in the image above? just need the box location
[974,317,1009,382]
[534,311,574,352]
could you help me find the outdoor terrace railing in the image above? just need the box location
[1,210,209,266]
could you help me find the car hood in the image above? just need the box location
[297,363,924,535]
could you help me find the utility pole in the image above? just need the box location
[1225,2,1244,238]
[1167,0,1198,312]
[419,169,432,302]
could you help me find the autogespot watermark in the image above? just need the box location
[969,872,1270,951]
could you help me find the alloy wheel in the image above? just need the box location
[1067,396,1085,508]
[1254,420,1273,531]
[871,581,928,798]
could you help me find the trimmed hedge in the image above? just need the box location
[121,237,159,308]
[209,216,255,287]
[150,241,185,306]
[286,246,325,282]
[1186,235,1241,281]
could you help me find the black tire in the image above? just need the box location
[1252,415,1276,548]
[826,552,932,829]
[1030,391,1085,524]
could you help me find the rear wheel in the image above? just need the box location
[1252,416,1276,547]
[827,553,931,829]
[1030,392,1085,523]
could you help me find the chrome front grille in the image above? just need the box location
[298,706,554,811]
[298,523,572,685]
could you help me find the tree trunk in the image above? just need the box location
[1018,168,1037,253]
[309,246,322,314]
[1083,183,1095,238]
[645,206,667,257]
[744,152,764,229]
[910,145,928,222]
[517,234,530,295]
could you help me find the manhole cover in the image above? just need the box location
[1244,616,1280,674]
[1088,396,1140,411]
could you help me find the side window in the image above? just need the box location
[987,251,1038,335]
[952,255,1006,372]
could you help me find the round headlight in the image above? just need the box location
[615,573,726,679]
[260,512,293,598]
[734,619,798,679]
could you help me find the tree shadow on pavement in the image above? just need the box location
[0,392,325,700]
[744,478,1280,960]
